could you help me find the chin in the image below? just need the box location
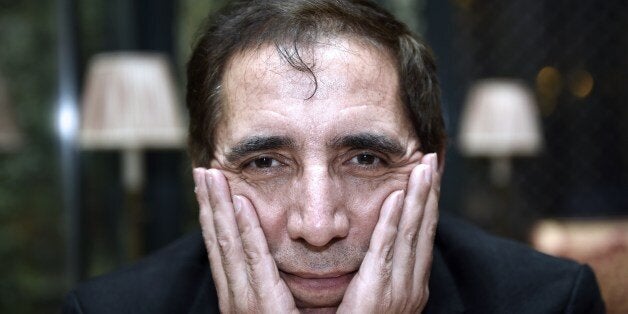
[293,290,344,309]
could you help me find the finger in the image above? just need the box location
[367,189,405,267]
[353,190,404,297]
[205,169,250,305]
[193,168,229,306]
[233,195,278,281]
[233,195,296,308]
[428,152,442,192]
[412,153,440,304]
[391,163,431,294]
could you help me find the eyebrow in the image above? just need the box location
[329,133,406,156]
[225,135,296,162]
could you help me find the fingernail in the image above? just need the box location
[422,164,432,183]
[233,195,242,213]
[205,169,213,189]
[430,153,438,172]
[395,190,405,208]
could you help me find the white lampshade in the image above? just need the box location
[80,52,185,191]
[459,79,543,157]
[80,52,185,150]
[0,75,23,152]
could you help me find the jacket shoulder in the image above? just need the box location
[63,232,213,314]
[435,213,605,313]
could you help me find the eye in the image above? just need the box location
[355,153,376,164]
[250,156,280,168]
[349,153,382,166]
[237,154,291,178]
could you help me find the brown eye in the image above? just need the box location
[349,153,383,167]
[356,153,376,165]
[253,156,277,168]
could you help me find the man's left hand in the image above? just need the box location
[337,153,440,313]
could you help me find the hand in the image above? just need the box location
[193,168,298,313]
[337,153,440,313]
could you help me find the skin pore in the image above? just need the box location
[208,37,424,309]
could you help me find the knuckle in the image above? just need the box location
[383,245,394,265]
[402,227,419,246]
[199,208,211,221]
[240,225,268,264]
[377,253,393,278]
[217,235,237,258]
[244,247,263,265]
[239,220,258,240]
[202,232,217,250]
[217,235,230,249]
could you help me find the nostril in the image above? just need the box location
[288,212,349,247]
[295,237,344,252]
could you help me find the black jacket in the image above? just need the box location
[62,213,605,313]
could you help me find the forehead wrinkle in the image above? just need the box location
[227,47,318,103]
[221,50,286,131]
[225,50,283,101]
[225,39,398,105]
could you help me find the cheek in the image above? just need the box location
[342,174,409,236]
[220,170,294,242]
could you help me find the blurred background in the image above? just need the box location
[0,0,626,312]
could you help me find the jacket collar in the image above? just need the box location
[188,265,220,314]
[423,245,466,313]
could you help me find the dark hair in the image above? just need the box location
[186,0,446,166]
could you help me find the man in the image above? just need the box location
[64,0,605,313]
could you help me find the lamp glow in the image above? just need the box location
[459,79,543,185]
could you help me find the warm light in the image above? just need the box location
[568,69,594,98]
[459,79,543,185]
[460,79,543,157]
[80,52,185,191]
[536,66,562,97]
[536,66,562,116]
[531,220,566,255]
[532,219,628,260]
[80,52,185,151]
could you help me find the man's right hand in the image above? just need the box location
[193,168,299,313]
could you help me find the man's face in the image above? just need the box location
[210,38,423,308]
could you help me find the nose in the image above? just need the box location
[287,165,349,247]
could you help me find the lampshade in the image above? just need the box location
[80,52,185,191]
[80,52,185,150]
[0,75,23,152]
[459,79,543,157]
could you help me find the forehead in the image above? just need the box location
[216,37,413,148]
[224,38,396,102]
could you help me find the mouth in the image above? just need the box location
[282,270,357,280]
[279,269,357,302]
